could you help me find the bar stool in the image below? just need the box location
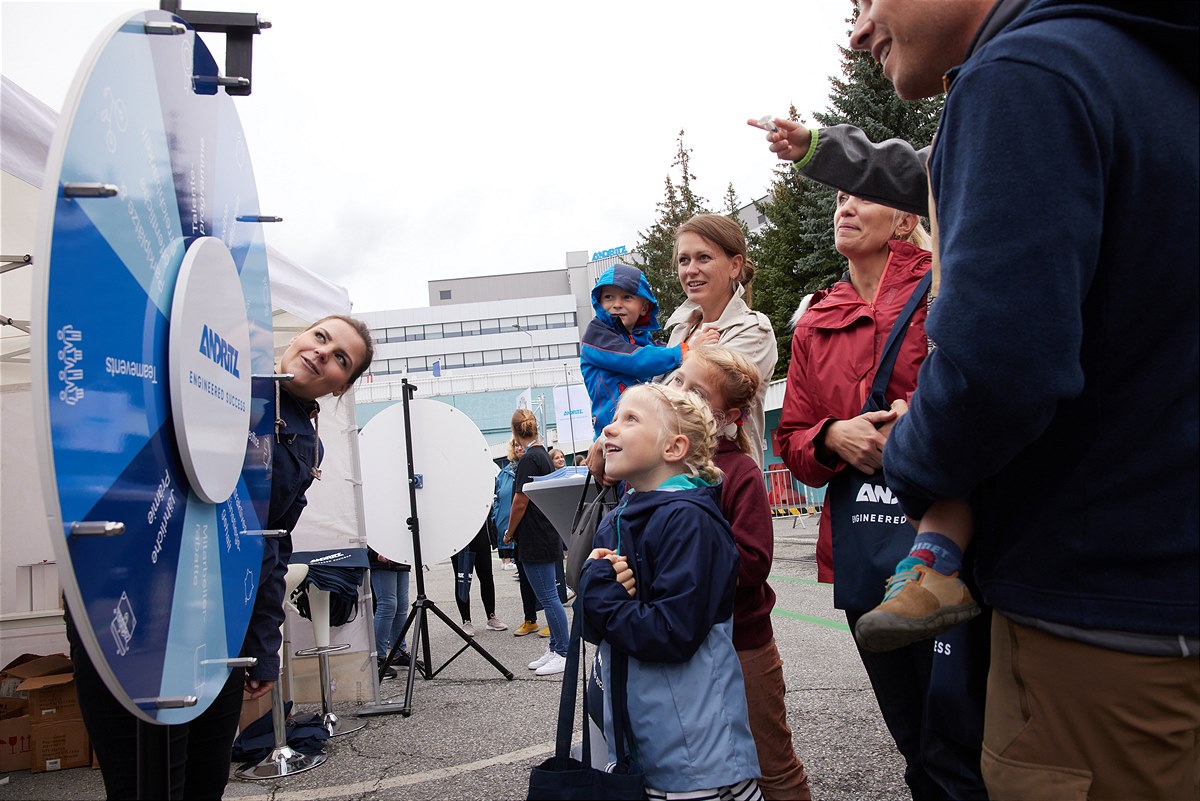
[236,564,327,779]
[294,586,365,737]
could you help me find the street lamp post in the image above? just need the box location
[511,323,534,356]
[512,323,535,387]
[511,324,543,435]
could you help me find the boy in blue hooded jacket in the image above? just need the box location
[580,263,692,438]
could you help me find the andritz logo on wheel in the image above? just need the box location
[197,324,240,378]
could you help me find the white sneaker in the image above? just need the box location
[461,621,476,637]
[486,615,507,631]
[535,653,567,676]
[528,646,555,670]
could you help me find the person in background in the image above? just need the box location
[669,347,812,800]
[548,448,567,470]
[774,189,972,798]
[369,546,413,680]
[69,315,373,799]
[504,409,569,674]
[662,214,777,468]
[493,439,521,572]
[449,519,506,636]
[499,438,550,636]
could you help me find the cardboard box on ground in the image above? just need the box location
[0,696,32,773]
[0,653,89,773]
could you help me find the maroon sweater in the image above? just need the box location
[715,438,776,651]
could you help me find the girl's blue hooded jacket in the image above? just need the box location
[580,477,759,791]
[581,264,684,437]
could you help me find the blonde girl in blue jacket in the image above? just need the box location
[581,383,762,800]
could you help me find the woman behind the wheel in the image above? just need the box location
[70,314,373,800]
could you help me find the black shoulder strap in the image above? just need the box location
[552,571,634,767]
[571,471,594,533]
[862,271,932,414]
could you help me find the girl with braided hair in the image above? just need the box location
[580,383,762,800]
[668,347,811,799]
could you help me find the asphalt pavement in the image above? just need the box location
[0,515,910,800]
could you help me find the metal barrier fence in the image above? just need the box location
[763,467,825,518]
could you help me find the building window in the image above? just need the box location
[439,289,452,300]
[479,319,500,335]
[442,321,462,338]
[461,319,480,337]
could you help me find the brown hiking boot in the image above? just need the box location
[854,562,980,652]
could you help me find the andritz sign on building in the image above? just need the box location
[590,245,627,261]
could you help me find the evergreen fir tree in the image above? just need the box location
[635,130,709,327]
[722,183,743,220]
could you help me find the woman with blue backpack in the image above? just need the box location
[493,439,520,571]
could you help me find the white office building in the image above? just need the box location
[353,203,768,456]
[354,248,632,455]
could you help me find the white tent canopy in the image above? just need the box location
[0,75,54,189]
[0,76,370,682]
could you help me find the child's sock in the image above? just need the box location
[907,531,964,576]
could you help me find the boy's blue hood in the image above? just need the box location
[591,263,661,333]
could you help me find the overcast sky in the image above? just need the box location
[3,1,853,312]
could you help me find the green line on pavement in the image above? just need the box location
[771,607,850,632]
[769,574,821,586]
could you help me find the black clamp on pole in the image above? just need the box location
[159,1,271,96]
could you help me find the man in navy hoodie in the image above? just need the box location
[758,1,1198,798]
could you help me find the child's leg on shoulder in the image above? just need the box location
[908,498,972,576]
[854,498,981,653]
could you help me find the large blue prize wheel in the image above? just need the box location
[32,10,275,724]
